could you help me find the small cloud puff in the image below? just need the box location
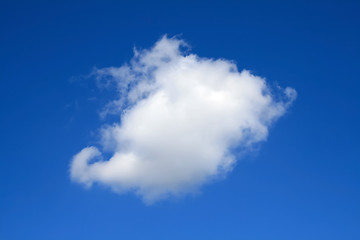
[70,35,296,204]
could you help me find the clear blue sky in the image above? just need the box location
[1,0,359,239]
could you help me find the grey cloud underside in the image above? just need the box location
[70,36,296,203]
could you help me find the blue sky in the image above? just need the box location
[1,0,359,239]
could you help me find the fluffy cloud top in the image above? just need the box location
[70,36,296,203]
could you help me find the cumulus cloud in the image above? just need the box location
[70,35,296,203]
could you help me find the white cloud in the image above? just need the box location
[70,35,296,203]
